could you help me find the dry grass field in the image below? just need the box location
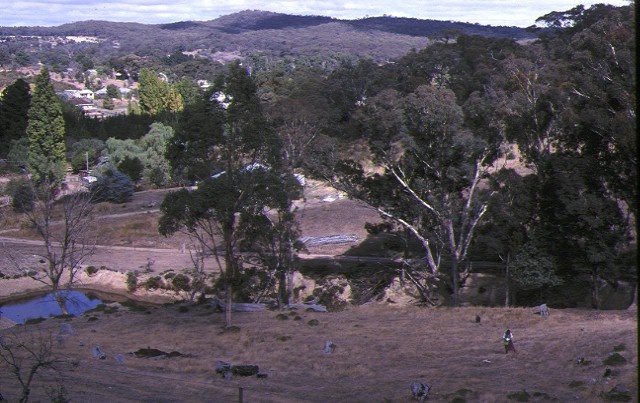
[0,181,637,402]
[0,303,636,402]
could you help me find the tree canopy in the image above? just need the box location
[0,78,31,158]
[26,67,66,186]
[160,62,301,325]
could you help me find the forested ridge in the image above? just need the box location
[0,9,535,69]
[0,3,635,310]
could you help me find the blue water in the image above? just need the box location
[0,291,103,324]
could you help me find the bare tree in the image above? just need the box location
[8,180,97,311]
[175,241,213,302]
[0,330,72,402]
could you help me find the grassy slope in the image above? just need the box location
[0,304,635,402]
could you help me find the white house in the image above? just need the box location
[61,89,94,100]
[95,87,132,98]
[77,89,94,100]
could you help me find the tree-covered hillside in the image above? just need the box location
[0,4,635,309]
[0,10,536,68]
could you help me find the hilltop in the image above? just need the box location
[0,10,537,64]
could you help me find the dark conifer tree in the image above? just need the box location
[0,78,31,158]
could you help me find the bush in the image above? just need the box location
[141,276,163,290]
[103,98,115,110]
[118,156,144,183]
[90,168,134,203]
[106,84,121,99]
[85,266,99,276]
[9,179,35,212]
[6,138,29,172]
[70,138,104,173]
[126,271,138,292]
[171,274,191,292]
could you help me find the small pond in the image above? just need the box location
[1,290,105,324]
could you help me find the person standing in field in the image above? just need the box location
[502,329,516,353]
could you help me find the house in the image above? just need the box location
[95,86,133,100]
[67,97,98,116]
[77,89,94,100]
[60,89,94,100]
[197,79,211,89]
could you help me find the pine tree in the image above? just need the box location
[26,67,66,185]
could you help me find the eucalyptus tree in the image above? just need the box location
[534,153,628,308]
[160,62,299,326]
[332,85,500,305]
[508,4,636,305]
[552,4,636,220]
[473,169,537,306]
[239,173,303,307]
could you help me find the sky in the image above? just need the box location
[1,0,631,28]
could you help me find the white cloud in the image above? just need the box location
[0,0,631,27]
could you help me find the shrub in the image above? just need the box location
[171,274,191,292]
[103,98,115,110]
[125,271,138,292]
[145,166,169,187]
[8,179,35,212]
[85,266,99,276]
[70,138,103,173]
[89,168,134,203]
[141,276,163,290]
[118,156,144,183]
[6,138,29,172]
[71,152,88,173]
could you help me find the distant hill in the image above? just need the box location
[0,10,538,64]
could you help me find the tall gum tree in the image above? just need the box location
[160,62,297,326]
[333,85,499,305]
